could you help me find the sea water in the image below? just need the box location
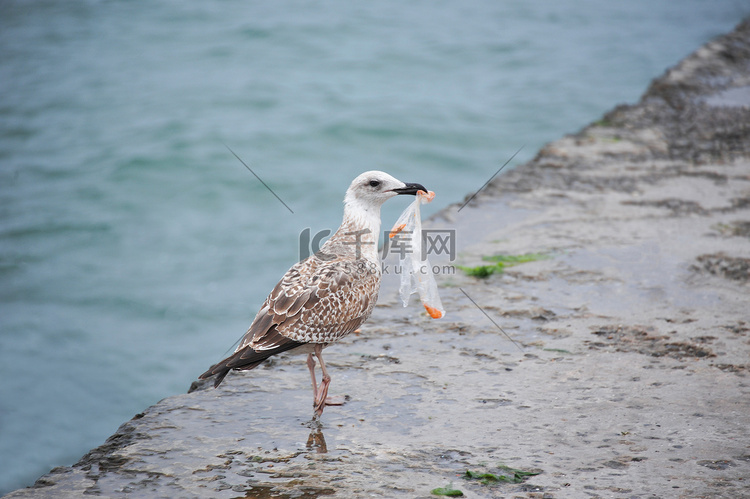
[0,0,745,493]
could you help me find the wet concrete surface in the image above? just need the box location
[6,19,750,499]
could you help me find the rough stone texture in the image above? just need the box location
[5,19,750,499]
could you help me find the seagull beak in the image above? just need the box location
[391,182,428,196]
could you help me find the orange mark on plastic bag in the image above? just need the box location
[389,223,406,238]
[418,190,435,202]
[424,304,443,319]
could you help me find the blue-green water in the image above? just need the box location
[0,1,745,493]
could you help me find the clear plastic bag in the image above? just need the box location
[389,190,445,319]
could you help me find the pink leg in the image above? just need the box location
[313,345,331,416]
[306,353,318,399]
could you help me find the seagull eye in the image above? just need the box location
[368,180,381,188]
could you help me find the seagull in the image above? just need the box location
[199,171,427,416]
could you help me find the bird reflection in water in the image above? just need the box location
[305,419,328,454]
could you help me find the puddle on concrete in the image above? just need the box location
[234,484,336,499]
[702,85,750,108]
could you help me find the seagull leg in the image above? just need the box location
[311,345,347,416]
[307,353,318,400]
[313,345,331,416]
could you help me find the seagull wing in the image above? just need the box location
[199,254,379,387]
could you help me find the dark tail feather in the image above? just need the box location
[202,358,264,388]
[199,341,304,388]
[210,368,231,388]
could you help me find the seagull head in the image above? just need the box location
[344,171,428,209]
